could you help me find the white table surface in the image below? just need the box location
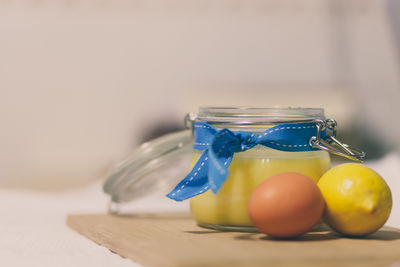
[0,153,399,267]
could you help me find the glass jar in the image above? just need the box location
[103,106,364,231]
[188,107,330,231]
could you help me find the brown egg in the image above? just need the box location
[248,172,324,238]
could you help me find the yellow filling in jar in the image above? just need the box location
[189,147,330,227]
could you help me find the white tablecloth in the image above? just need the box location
[0,184,138,267]
[0,153,399,267]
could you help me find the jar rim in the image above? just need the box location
[197,106,325,125]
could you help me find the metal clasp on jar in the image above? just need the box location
[309,119,366,162]
[184,112,198,136]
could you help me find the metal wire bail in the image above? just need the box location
[309,119,366,162]
[184,112,198,136]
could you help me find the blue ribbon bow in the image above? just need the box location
[167,121,325,201]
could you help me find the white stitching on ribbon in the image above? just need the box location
[173,156,209,195]
[255,125,315,147]
[194,125,213,130]
[194,142,209,146]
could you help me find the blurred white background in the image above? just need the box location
[1,0,399,188]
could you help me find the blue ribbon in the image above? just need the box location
[167,121,325,201]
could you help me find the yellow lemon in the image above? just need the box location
[317,163,392,236]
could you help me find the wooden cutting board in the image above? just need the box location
[67,213,400,267]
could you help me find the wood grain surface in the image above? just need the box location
[67,213,400,267]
